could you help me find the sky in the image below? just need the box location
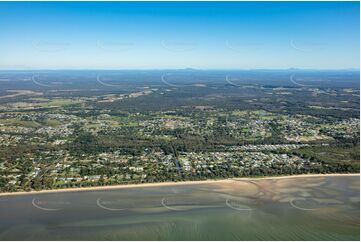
[0,1,359,70]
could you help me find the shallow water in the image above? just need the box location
[0,176,359,240]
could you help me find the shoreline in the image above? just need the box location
[0,173,359,197]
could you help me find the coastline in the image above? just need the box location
[0,173,359,197]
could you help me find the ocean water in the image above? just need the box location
[0,176,359,240]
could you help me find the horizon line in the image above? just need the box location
[0,68,360,72]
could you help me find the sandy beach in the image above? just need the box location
[0,173,359,197]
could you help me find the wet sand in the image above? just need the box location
[0,175,359,240]
[0,173,359,197]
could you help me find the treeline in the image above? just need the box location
[289,144,360,173]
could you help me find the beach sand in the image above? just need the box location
[0,173,359,197]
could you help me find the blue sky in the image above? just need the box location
[0,1,359,70]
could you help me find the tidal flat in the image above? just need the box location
[0,175,359,240]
